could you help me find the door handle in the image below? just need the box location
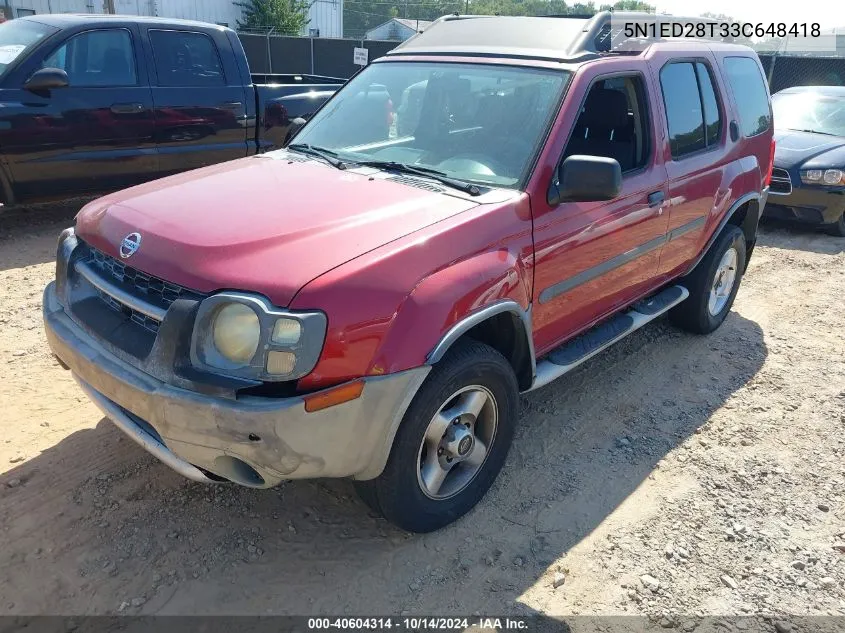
[648,191,665,209]
[110,102,145,114]
[220,101,243,110]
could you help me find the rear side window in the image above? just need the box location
[660,61,723,158]
[149,30,224,87]
[723,56,771,137]
[696,63,721,146]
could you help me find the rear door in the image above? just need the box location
[142,26,250,177]
[650,54,731,277]
[530,61,670,353]
[2,24,156,200]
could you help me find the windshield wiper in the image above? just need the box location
[287,143,347,170]
[354,160,482,196]
[787,128,839,137]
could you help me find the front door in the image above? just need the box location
[0,26,156,201]
[530,64,669,355]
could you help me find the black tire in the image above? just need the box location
[354,339,519,533]
[669,225,747,334]
[824,212,845,237]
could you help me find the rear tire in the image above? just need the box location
[354,339,519,533]
[824,212,845,237]
[670,225,746,334]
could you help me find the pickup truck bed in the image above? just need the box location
[0,15,344,205]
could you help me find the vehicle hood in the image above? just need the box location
[75,154,479,307]
[773,129,845,170]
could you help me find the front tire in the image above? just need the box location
[670,225,747,334]
[824,211,845,237]
[355,340,519,533]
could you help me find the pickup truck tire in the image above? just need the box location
[824,212,845,237]
[354,339,519,533]
[669,225,747,334]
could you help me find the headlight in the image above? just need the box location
[800,168,845,185]
[190,293,327,382]
[213,303,260,364]
[272,318,302,345]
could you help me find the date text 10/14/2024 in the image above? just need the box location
[308,618,530,631]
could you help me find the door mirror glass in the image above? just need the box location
[555,155,622,203]
[24,67,69,92]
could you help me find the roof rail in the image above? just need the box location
[566,11,727,57]
[387,11,736,64]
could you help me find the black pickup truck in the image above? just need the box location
[0,14,344,205]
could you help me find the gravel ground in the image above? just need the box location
[0,204,844,619]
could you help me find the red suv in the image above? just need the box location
[43,13,774,532]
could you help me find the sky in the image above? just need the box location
[649,0,845,31]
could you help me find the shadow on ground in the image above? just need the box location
[0,202,86,271]
[757,220,845,255]
[0,312,767,616]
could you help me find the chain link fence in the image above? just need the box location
[758,53,845,94]
[237,29,398,77]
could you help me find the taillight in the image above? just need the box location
[764,138,776,187]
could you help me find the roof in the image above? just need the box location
[775,85,845,96]
[387,12,745,63]
[21,13,229,30]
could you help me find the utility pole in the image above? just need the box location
[464,0,468,13]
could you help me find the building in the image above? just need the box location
[365,17,431,41]
[1,0,343,38]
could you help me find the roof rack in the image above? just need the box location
[387,11,733,63]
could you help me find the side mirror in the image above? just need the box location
[282,117,307,147]
[24,67,69,92]
[550,155,622,205]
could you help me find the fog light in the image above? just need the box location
[266,351,296,375]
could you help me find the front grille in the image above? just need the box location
[96,290,163,334]
[84,244,202,334]
[769,168,792,195]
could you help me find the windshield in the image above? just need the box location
[772,91,845,137]
[0,19,57,80]
[292,61,569,188]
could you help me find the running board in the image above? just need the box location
[527,285,689,392]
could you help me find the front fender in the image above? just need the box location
[368,248,531,376]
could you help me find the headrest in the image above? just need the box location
[579,88,630,129]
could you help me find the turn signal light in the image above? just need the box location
[304,380,365,413]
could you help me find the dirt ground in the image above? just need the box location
[0,203,844,620]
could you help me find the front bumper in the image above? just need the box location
[44,282,429,487]
[763,183,845,225]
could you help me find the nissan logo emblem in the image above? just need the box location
[119,232,142,259]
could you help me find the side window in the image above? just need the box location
[723,56,771,137]
[696,62,722,146]
[562,74,650,173]
[149,30,224,87]
[42,29,137,87]
[660,62,705,157]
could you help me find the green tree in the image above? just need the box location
[237,0,311,34]
[600,0,654,11]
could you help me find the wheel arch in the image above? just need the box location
[427,300,536,392]
[686,192,762,276]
